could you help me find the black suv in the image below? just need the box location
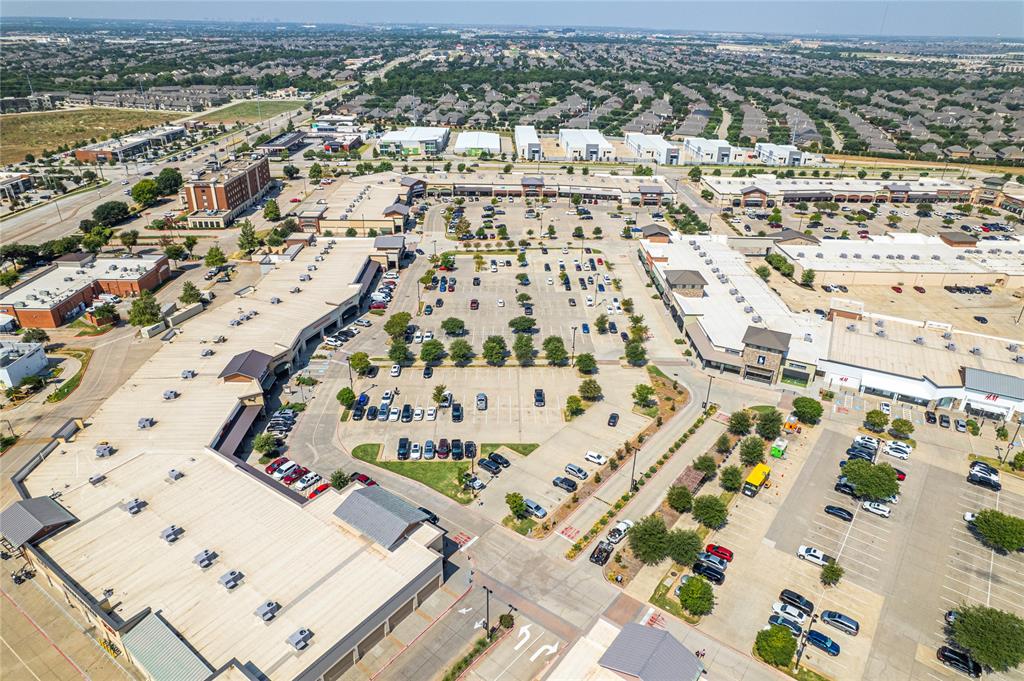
[534,389,545,407]
[590,541,613,566]
[553,476,578,492]
[397,438,410,460]
[478,458,501,475]
[401,404,413,422]
[488,452,511,468]
[692,562,725,585]
[451,439,464,460]
[834,480,858,497]
[464,441,477,459]
[937,647,981,678]
[452,403,464,422]
[779,589,815,615]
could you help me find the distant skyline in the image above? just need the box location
[3,1,1023,39]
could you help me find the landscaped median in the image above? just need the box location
[46,348,93,403]
[351,443,475,504]
[564,405,718,561]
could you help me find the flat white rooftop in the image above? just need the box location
[514,125,540,145]
[625,132,675,153]
[453,131,501,152]
[704,174,972,196]
[642,235,831,364]
[0,255,166,310]
[558,128,613,149]
[379,126,448,143]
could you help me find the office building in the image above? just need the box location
[558,128,614,161]
[453,131,502,156]
[73,125,187,163]
[377,127,450,155]
[754,142,816,166]
[0,341,48,388]
[680,137,749,165]
[624,133,680,165]
[514,125,542,161]
[184,155,273,228]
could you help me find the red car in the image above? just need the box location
[351,472,377,487]
[893,468,907,481]
[370,302,387,310]
[597,258,604,265]
[437,438,450,459]
[289,197,301,203]
[913,286,926,294]
[264,456,289,475]
[308,482,331,499]
[470,299,479,310]
[891,286,902,293]
[705,544,734,562]
[282,466,309,485]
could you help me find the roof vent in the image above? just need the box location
[1009,344,1020,353]
[89,473,106,485]
[711,267,719,274]
[804,333,813,342]
[287,629,314,651]
[126,498,146,515]
[698,251,706,257]
[704,258,712,265]
[946,342,957,351]
[95,443,114,458]
[816,252,824,258]
[290,287,301,294]
[956,255,965,260]
[970,346,981,355]
[729,288,738,295]
[914,336,924,345]
[201,348,214,357]
[255,601,281,621]
[872,254,881,260]
[853,253,862,259]
[219,570,244,590]
[688,240,696,245]
[64,276,73,282]
[169,469,184,481]
[181,369,196,379]
[752,316,762,323]
[942,332,952,339]
[911,254,920,260]
[744,305,754,313]
[138,417,155,430]
[932,255,941,260]
[846,324,857,332]
[885,254,895,260]
[735,296,745,303]
[1016,355,1024,364]
[875,319,884,327]
[299,274,311,282]
[270,297,281,304]
[797,252,805,258]
[194,549,216,568]
[876,330,886,337]
[160,525,182,543]
[163,390,179,400]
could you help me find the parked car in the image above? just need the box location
[824,505,854,522]
[925,411,937,424]
[861,501,892,518]
[264,456,289,475]
[937,647,982,677]
[768,615,802,638]
[585,451,608,465]
[955,418,967,432]
[553,476,578,492]
[350,472,377,487]
[488,452,510,468]
[821,610,860,636]
[692,562,725,585]
[282,466,309,486]
[308,482,331,499]
[478,458,501,475]
[940,414,951,428]
[772,602,808,625]
[607,520,634,544]
[779,589,815,615]
[796,545,832,567]
[534,389,545,407]
[565,463,588,480]
[607,413,619,427]
[696,552,728,572]
[590,540,614,566]
[705,544,734,562]
[806,630,840,656]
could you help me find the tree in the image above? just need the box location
[263,199,281,221]
[163,243,186,265]
[679,574,716,616]
[740,437,766,466]
[252,433,278,454]
[118,229,139,254]
[308,163,323,180]
[792,397,823,424]
[865,409,889,432]
[565,394,584,416]
[131,179,159,206]
[667,485,693,513]
[578,379,602,401]
[755,625,797,667]
[821,559,844,586]
[842,459,900,501]
[330,469,350,490]
[755,265,771,281]
[693,454,717,478]
[448,339,474,365]
[506,492,527,518]
[628,515,669,564]
[21,328,49,344]
[715,434,731,454]
[0,270,19,288]
[179,281,201,305]
[388,340,409,364]
[384,312,412,339]
[128,291,161,327]
[688,166,702,182]
[891,418,914,438]
[420,339,446,364]
[720,465,743,492]
[513,334,534,364]
[441,317,465,336]
[482,335,508,365]
[575,353,596,373]
[951,605,1024,671]
[728,411,752,436]
[973,509,1024,552]
[508,316,536,333]
[756,408,783,440]
[692,495,728,529]
[283,165,300,179]
[92,200,130,225]
[632,383,655,406]
[432,384,448,404]
[624,341,646,365]
[666,529,703,565]
[336,387,356,407]
[155,167,183,195]
[594,313,609,334]
[349,352,371,375]
[543,336,568,364]
[237,221,260,253]
[266,232,283,248]
[204,246,227,268]
[801,268,816,286]
[183,235,199,257]
[82,169,97,183]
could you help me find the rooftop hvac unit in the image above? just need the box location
[971,347,981,355]
[932,255,941,260]
[914,336,924,345]
[816,253,824,259]
[735,296,745,303]
[853,253,863,259]
[256,601,281,622]
[956,255,966,260]
[752,315,762,323]
[911,254,920,260]
[688,240,696,245]
[704,258,712,265]
[876,330,886,337]
[88,473,106,486]
[698,251,706,257]
[876,319,885,327]
[942,332,953,340]
[846,324,857,332]
[299,274,311,282]
[729,288,738,295]
[711,267,719,274]
[138,417,155,430]
[692,243,699,250]
[201,348,214,357]
[219,570,244,590]
[307,264,317,271]
[95,443,114,457]
[290,287,301,294]
[163,390,179,400]
[1009,344,1020,353]
[270,297,281,304]
[872,254,881,260]
[314,256,323,262]
[160,525,182,543]
[126,498,146,515]
[838,253,848,259]
[1016,356,1024,364]
[181,369,196,380]
[946,342,957,351]
[169,469,184,481]
[287,629,314,651]
[76,269,85,274]
[194,550,216,569]
[896,255,905,260]
[804,333,813,342]
[63,276,73,282]
[744,305,754,313]
[797,252,805,258]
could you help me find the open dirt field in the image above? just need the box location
[197,100,308,124]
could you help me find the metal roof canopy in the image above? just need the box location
[964,367,1024,401]
[333,486,428,549]
[0,497,77,548]
[121,611,213,681]
[598,622,703,681]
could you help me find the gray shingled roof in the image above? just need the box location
[664,269,708,287]
[641,223,672,237]
[333,486,427,549]
[769,229,819,244]
[384,203,410,216]
[742,326,792,352]
[374,235,406,250]
[0,497,77,548]
[121,612,213,681]
[218,350,273,381]
[964,368,1024,401]
[598,623,703,681]
[521,176,544,186]
[400,176,424,187]
[638,184,664,194]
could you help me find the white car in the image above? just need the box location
[861,501,892,518]
[388,407,400,422]
[381,391,394,405]
[964,512,977,523]
[390,364,401,377]
[772,602,808,625]
[607,520,635,544]
[585,451,608,465]
[796,545,832,567]
[496,298,505,307]
[410,443,422,460]
[413,407,424,421]
[354,318,372,327]
[562,247,569,254]
[414,332,423,344]
[423,331,434,342]
[880,402,892,415]
[884,445,910,461]
[585,296,594,307]
[294,472,321,491]
[272,461,298,480]
[426,407,437,421]
[547,277,554,285]
[606,304,615,315]
[853,435,879,449]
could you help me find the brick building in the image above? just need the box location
[184,155,272,228]
[0,253,171,328]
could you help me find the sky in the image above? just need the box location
[2,1,1023,39]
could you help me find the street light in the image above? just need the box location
[629,442,639,492]
[702,375,714,409]
[570,325,578,366]
[793,614,820,670]
[482,585,494,640]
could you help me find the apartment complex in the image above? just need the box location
[184,155,273,228]
[377,126,450,155]
[514,125,542,161]
[624,132,680,164]
[73,125,187,163]
[0,253,171,328]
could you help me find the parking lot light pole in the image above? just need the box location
[482,585,493,640]
[702,375,714,409]
[570,326,578,366]
[793,614,819,670]
[629,442,639,492]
